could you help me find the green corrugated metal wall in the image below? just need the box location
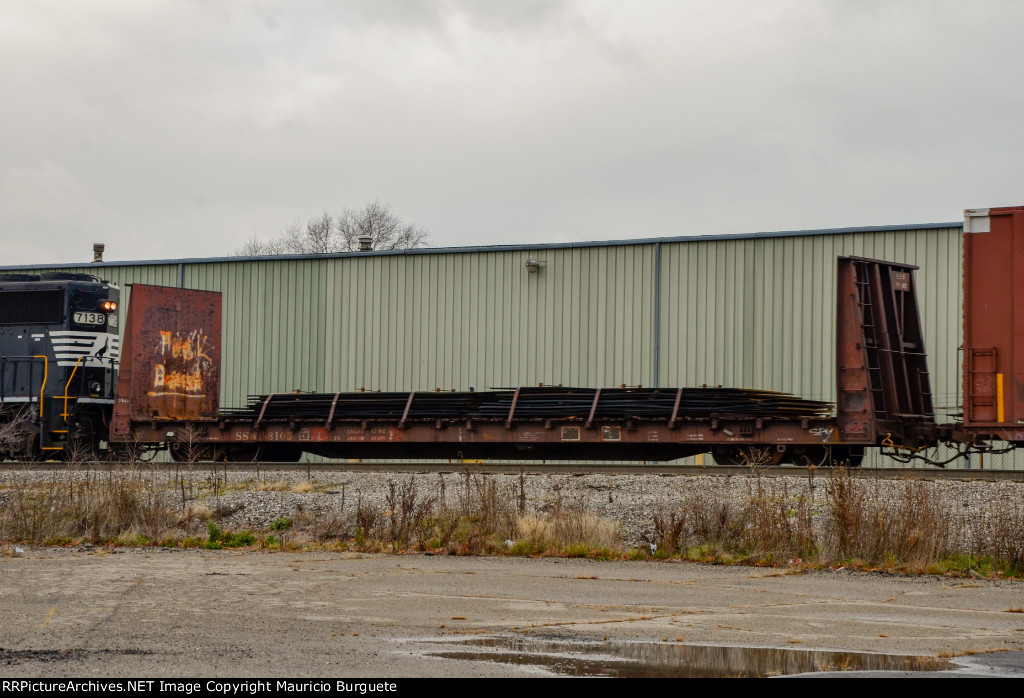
[16,227,962,411]
[658,227,963,416]
[9,224,969,464]
[318,245,657,396]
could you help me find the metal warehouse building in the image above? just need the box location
[4,220,969,465]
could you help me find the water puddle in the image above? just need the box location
[427,636,952,677]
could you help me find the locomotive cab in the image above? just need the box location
[0,272,120,459]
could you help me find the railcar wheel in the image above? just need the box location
[711,446,743,465]
[261,445,302,462]
[224,444,262,463]
[788,445,830,467]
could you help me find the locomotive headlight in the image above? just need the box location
[100,300,117,312]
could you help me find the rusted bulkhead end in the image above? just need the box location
[111,284,222,439]
[836,256,936,447]
[963,206,1024,442]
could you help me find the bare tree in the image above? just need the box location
[236,202,430,255]
[302,212,336,253]
[336,200,430,251]
[0,406,33,460]
[237,227,291,256]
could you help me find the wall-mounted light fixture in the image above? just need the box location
[524,255,544,273]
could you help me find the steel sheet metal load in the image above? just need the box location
[201,382,839,463]
[221,387,832,424]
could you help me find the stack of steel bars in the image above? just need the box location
[220,387,831,422]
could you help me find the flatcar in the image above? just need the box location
[6,205,1024,467]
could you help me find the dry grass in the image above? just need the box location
[824,469,951,567]
[645,466,1024,576]
[3,460,1023,577]
[177,502,214,526]
[0,467,623,557]
[0,465,183,544]
[652,471,814,563]
[516,512,618,550]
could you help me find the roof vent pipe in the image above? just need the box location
[92,243,105,263]
[358,236,372,251]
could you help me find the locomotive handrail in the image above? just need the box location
[82,355,118,401]
[32,355,47,418]
[0,355,51,407]
[31,354,51,453]
[61,356,84,420]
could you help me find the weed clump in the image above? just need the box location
[645,467,1024,577]
[0,465,178,544]
[204,522,254,549]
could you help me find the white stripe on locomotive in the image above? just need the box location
[47,330,120,367]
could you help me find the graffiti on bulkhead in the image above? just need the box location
[148,329,214,398]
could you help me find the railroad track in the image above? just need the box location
[2,461,1023,481]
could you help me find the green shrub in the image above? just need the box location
[564,543,589,558]
[508,540,544,556]
[222,530,255,548]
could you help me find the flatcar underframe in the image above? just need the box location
[134,413,862,465]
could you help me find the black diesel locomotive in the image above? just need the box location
[0,273,120,459]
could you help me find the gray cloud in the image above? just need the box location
[1,1,1022,265]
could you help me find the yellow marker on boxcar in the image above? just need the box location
[997,373,1005,423]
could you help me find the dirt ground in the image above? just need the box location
[1,547,1023,677]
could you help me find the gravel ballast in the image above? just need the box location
[6,467,1016,550]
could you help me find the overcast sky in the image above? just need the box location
[2,0,1022,265]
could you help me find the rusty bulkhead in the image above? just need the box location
[110,284,222,441]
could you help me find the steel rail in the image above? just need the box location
[2,461,1023,481]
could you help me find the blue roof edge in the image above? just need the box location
[1,221,963,271]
